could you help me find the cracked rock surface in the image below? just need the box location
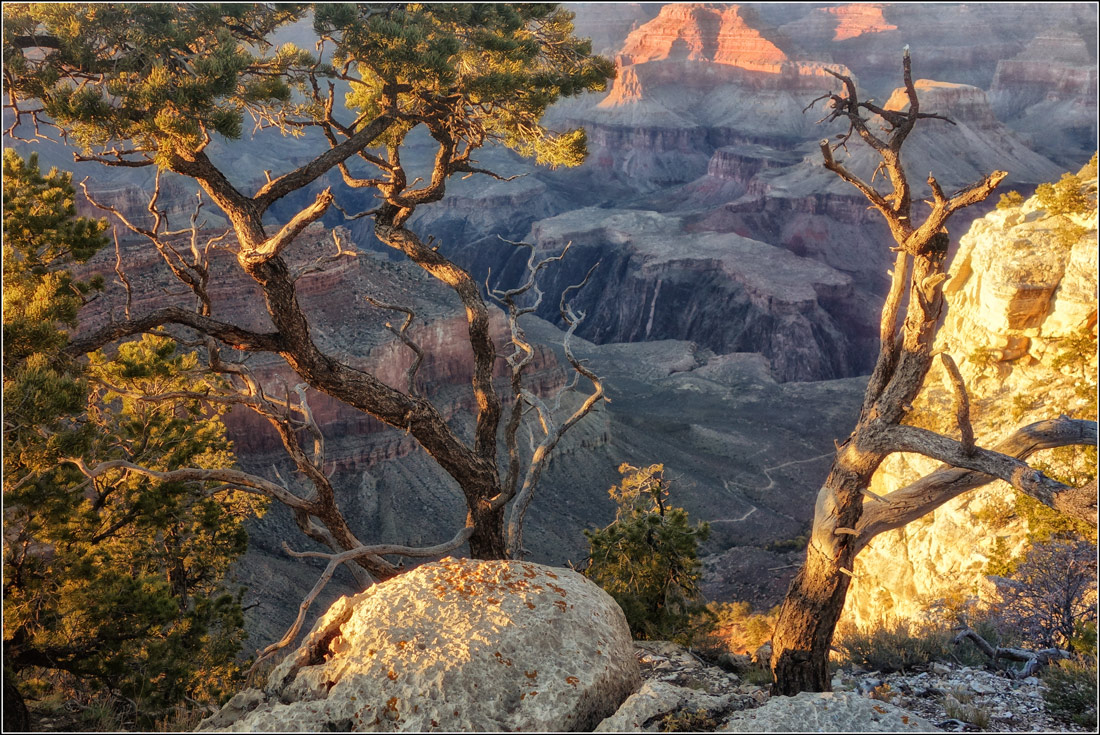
[199,558,639,732]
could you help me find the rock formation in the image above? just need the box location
[842,167,1098,630]
[722,691,936,732]
[199,558,640,732]
[523,207,860,382]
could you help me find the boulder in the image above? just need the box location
[721,691,937,732]
[199,558,640,732]
[595,680,733,732]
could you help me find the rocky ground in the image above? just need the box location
[616,641,1092,733]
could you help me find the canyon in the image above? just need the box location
[37,3,1098,648]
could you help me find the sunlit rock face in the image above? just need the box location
[842,170,1098,631]
[199,558,640,732]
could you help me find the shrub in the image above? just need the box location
[659,708,720,732]
[585,464,712,644]
[707,601,780,654]
[834,621,953,673]
[996,190,1024,210]
[1042,657,1098,729]
[991,539,1097,651]
[1036,172,1094,217]
[943,688,992,729]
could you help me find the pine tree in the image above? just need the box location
[3,152,262,727]
[585,464,712,643]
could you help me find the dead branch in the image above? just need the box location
[364,296,424,397]
[855,417,1098,550]
[251,525,475,669]
[938,353,974,455]
[112,229,133,321]
[65,457,312,511]
[953,628,1072,678]
[503,263,606,557]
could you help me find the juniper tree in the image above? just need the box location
[4,3,615,659]
[3,152,261,726]
[585,464,712,643]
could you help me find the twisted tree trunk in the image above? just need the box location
[769,53,1096,694]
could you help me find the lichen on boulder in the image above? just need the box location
[199,557,640,732]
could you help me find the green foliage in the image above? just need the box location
[984,491,1097,577]
[966,343,999,376]
[763,530,809,553]
[996,190,1024,210]
[1042,656,1098,729]
[707,600,779,654]
[1050,323,1099,419]
[3,154,261,726]
[585,464,712,644]
[4,4,614,171]
[2,4,308,156]
[316,4,613,168]
[1036,172,1095,217]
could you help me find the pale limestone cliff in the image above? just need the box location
[842,168,1098,630]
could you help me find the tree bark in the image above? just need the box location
[768,53,1088,695]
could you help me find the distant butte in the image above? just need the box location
[618,4,787,72]
[820,4,897,42]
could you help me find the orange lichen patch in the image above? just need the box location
[902,716,910,725]
[872,705,887,715]
[368,648,377,656]
[397,640,408,649]
[493,651,513,667]
[545,571,558,579]
[384,697,400,721]
[431,720,439,728]
[525,602,536,609]
[528,691,538,697]
[387,671,398,681]
[546,583,567,596]
[487,597,501,605]
[566,676,579,687]
[525,670,538,679]
[553,600,567,612]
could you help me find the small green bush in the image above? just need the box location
[585,464,712,644]
[1036,173,1094,217]
[659,708,720,732]
[1042,657,1098,729]
[996,190,1024,210]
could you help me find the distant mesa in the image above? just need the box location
[617,4,787,70]
[818,4,898,42]
[883,79,999,127]
[595,2,849,122]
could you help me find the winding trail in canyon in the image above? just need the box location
[714,451,835,524]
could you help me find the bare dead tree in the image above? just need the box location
[769,51,1098,695]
